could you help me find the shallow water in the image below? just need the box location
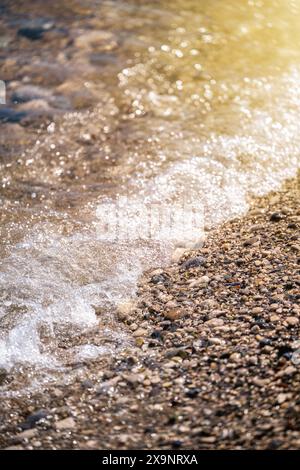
[1,0,300,389]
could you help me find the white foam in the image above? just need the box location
[74,344,111,361]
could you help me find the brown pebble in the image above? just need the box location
[286,316,299,326]
[132,328,148,337]
[17,429,37,439]
[55,417,76,430]
[199,436,217,443]
[164,308,184,321]
[291,244,300,252]
[252,307,264,314]
[270,314,280,322]
[205,318,224,327]
[230,352,241,363]
[243,236,260,247]
[277,393,289,405]
[277,366,297,377]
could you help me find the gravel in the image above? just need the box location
[0,173,299,450]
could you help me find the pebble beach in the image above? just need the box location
[1,0,300,451]
[1,173,299,450]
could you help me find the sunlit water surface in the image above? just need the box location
[1,0,300,391]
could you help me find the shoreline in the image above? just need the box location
[1,173,299,450]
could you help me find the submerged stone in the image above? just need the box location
[18,26,45,40]
[17,20,54,41]
[0,107,27,123]
[11,85,53,103]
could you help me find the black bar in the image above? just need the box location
[0,450,298,466]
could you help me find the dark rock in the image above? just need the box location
[148,385,161,397]
[171,440,183,449]
[185,388,200,398]
[255,319,270,329]
[115,356,136,371]
[277,345,293,359]
[18,20,54,41]
[151,273,168,284]
[243,236,259,247]
[284,282,295,291]
[259,338,272,347]
[181,256,205,270]
[81,379,94,389]
[226,281,244,288]
[162,322,178,332]
[268,439,283,450]
[144,426,155,434]
[18,27,45,40]
[236,259,244,266]
[282,351,293,360]
[19,409,48,430]
[150,330,163,341]
[166,415,177,425]
[220,352,230,359]
[0,107,27,123]
[270,212,283,222]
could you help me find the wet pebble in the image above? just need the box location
[270,212,283,222]
[19,409,49,430]
[11,84,71,110]
[81,379,94,390]
[243,236,260,247]
[151,273,168,284]
[74,30,118,51]
[11,85,53,103]
[0,107,27,123]
[164,308,184,321]
[18,20,54,41]
[181,256,205,270]
[18,99,52,112]
[185,388,200,398]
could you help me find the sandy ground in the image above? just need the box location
[0,173,299,450]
